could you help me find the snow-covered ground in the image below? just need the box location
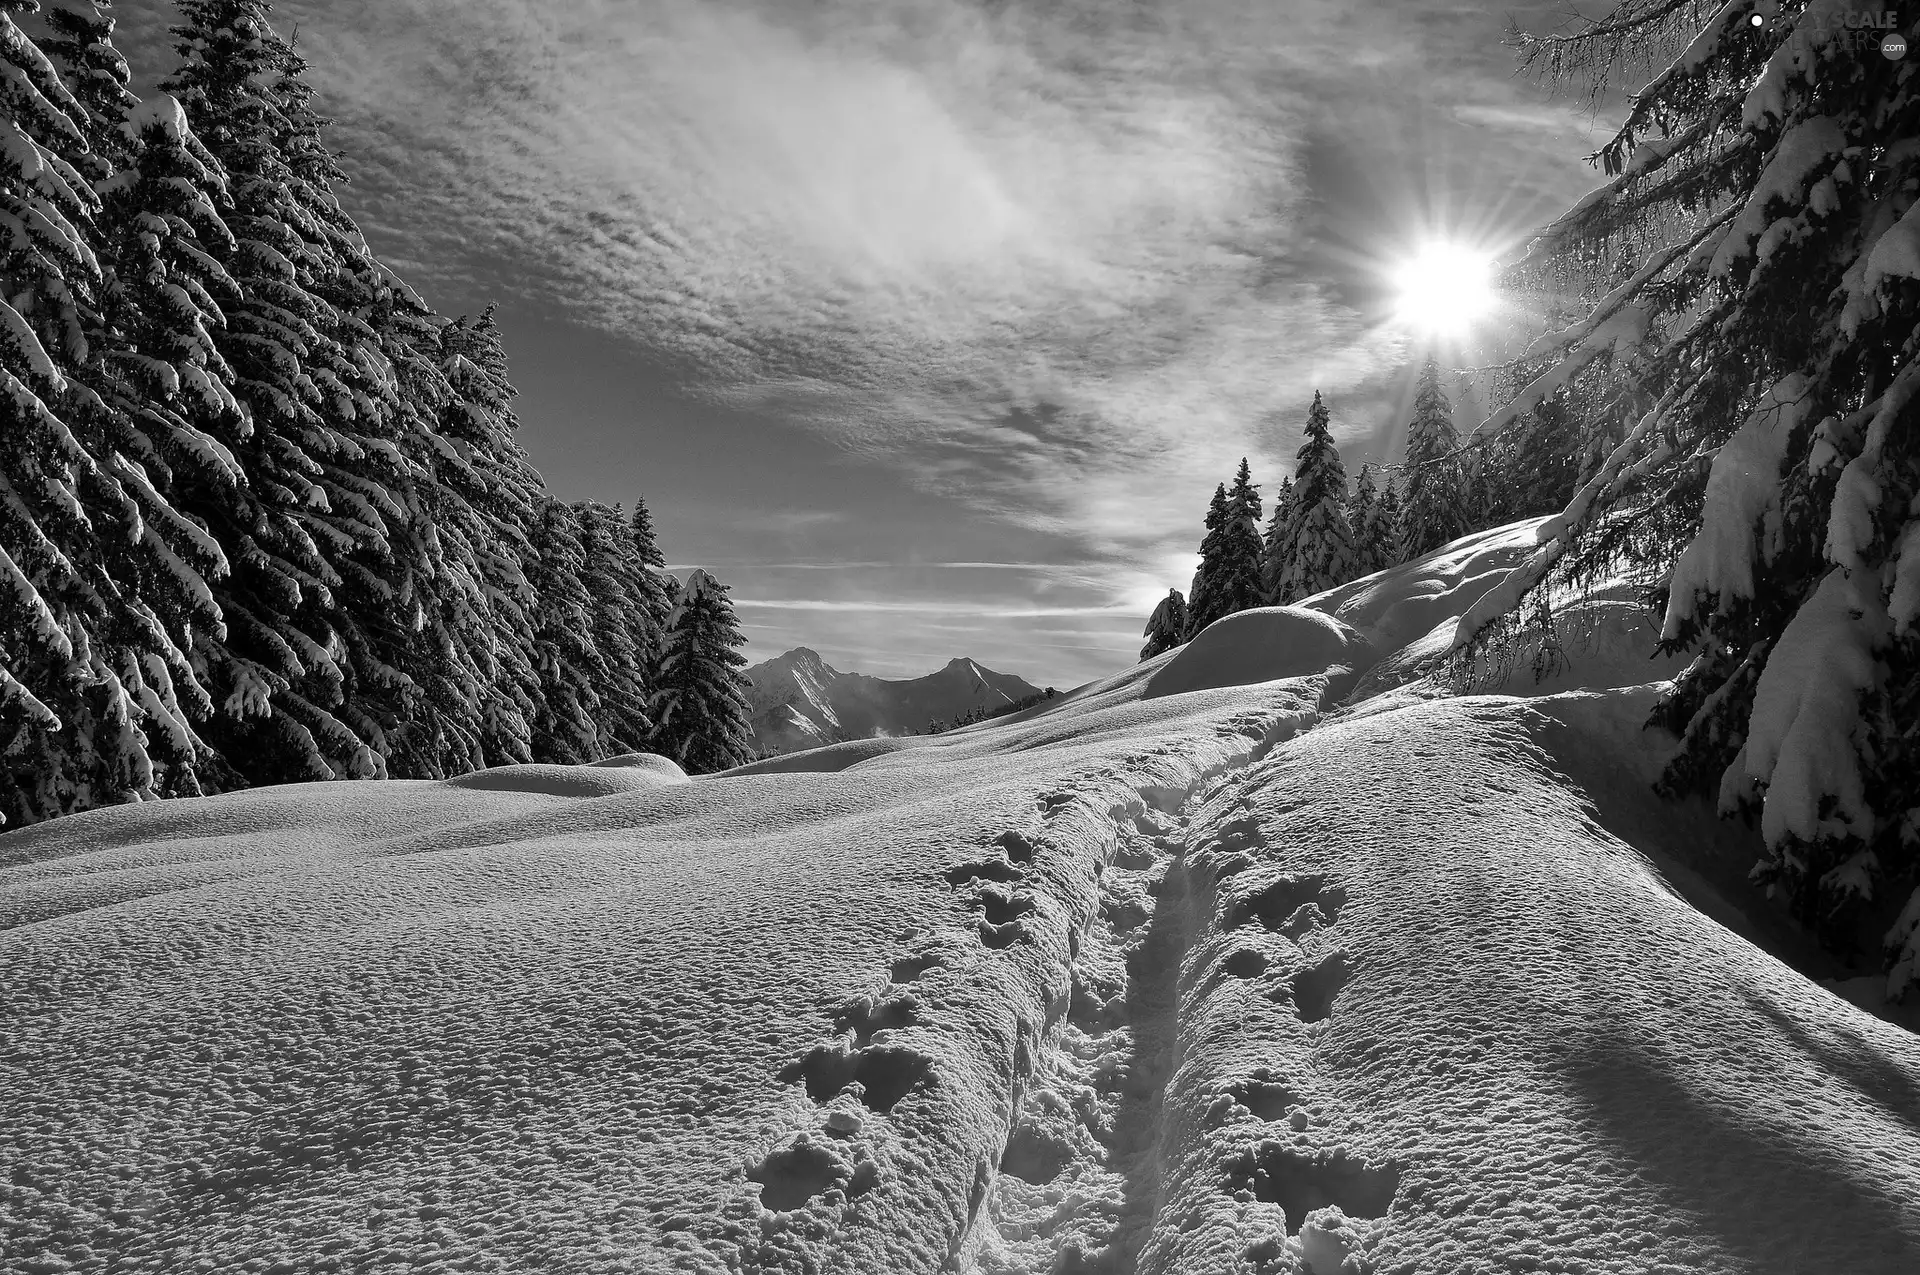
[4,522,1917,1274]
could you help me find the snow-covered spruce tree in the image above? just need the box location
[0,8,232,822]
[1184,483,1231,637]
[1140,588,1188,660]
[159,0,394,786]
[1221,457,1267,608]
[1348,464,1391,577]
[526,497,608,766]
[1397,359,1469,560]
[627,494,676,665]
[1261,475,1297,601]
[1188,462,1266,634]
[648,569,755,775]
[424,306,546,768]
[1455,1,1920,990]
[1278,392,1357,599]
[83,92,257,795]
[630,494,667,569]
[359,292,547,778]
[41,2,134,174]
[573,499,655,754]
[1372,468,1403,566]
[1182,480,1228,633]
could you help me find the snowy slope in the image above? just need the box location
[744,647,1044,755]
[4,521,1917,1274]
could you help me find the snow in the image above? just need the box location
[444,754,689,797]
[1738,568,1890,845]
[4,521,1917,1273]
[1864,197,1920,286]
[124,93,192,143]
[1145,606,1369,699]
[1710,116,1846,279]
[1662,375,1814,640]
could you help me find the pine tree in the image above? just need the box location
[1348,464,1391,577]
[0,7,231,822]
[1140,589,1188,660]
[649,569,755,774]
[0,0,707,821]
[364,296,546,778]
[628,493,674,668]
[526,498,607,765]
[1261,476,1296,602]
[1369,468,1402,570]
[1184,484,1232,637]
[630,494,667,568]
[1187,462,1267,635]
[409,306,546,770]
[41,2,135,173]
[1278,392,1356,600]
[1460,3,1920,991]
[574,499,654,754]
[1219,457,1267,612]
[160,0,394,786]
[1397,359,1469,560]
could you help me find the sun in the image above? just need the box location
[1388,240,1498,339]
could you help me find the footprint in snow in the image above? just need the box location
[1223,874,1348,937]
[780,1041,935,1115]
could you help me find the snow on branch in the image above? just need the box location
[1738,568,1891,847]
[1661,374,1817,640]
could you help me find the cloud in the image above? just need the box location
[734,599,1137,617]
[1452,101,1598,135]
[666,561,1080,572]
[734,510,851,534]
[100,0,1610,683]
[256,0,1504,555]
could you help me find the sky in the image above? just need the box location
[106,0,1620,688]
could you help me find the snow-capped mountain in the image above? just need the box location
[745,647,1044,755]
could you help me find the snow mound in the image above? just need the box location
[585,751,691,778]
[728,735,924,775]
[1146,606,1372,699]
[1302,519,1547,650]
[442,756,688,796]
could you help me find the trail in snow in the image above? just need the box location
[734,678,1331,1273]
[962,798,1196,1272]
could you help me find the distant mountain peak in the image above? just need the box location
[742,649,1042,758]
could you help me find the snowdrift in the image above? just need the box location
[4,520,1916,1274]
[1145,606,1369,700]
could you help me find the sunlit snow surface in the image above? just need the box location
[5,522,1918,1274]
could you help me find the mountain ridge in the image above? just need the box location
[744,647,1044,756]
